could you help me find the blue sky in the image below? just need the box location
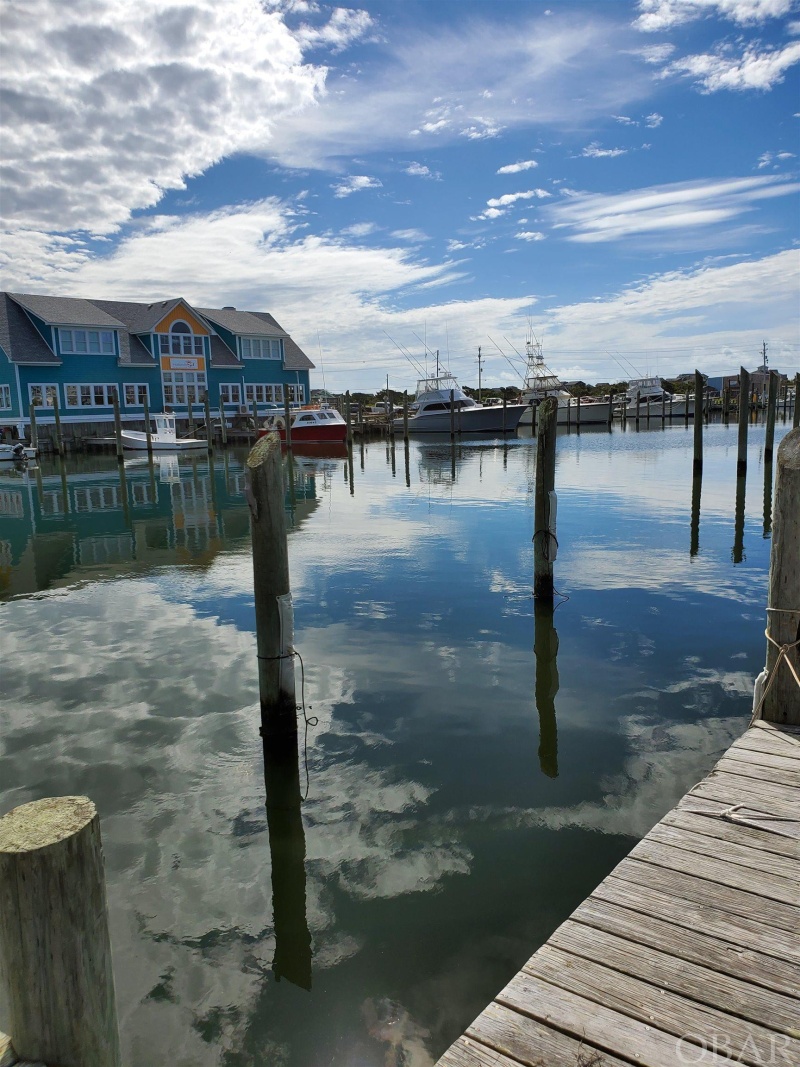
[1,0,798,391]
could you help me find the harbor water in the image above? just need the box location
[0,416,792,1066]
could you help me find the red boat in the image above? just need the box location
[258,404,348,444]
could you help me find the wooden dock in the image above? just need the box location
[436,719,800,1067]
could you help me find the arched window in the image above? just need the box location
[159,320,204,356]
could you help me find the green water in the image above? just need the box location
[0,417,791,1066]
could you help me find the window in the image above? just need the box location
[245,384,283,405]
[219,384,241,405]
[29,384,58,408]
[0,385,11,410]
[241,337,281,360]
[162,370,207,406]
[287,384,305,403]
[124,384,150,407]
[65,384,117,407]
[159,321,204,357]
[60,328,115,355]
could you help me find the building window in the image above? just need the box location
[159,321,204,357]
[219,384,242,405]
[162,370,207,406]
[29,384,59,408]
[241,337,281,360]
[60,328,115,355]
[287,384,305,403]
[0,385,11,410]
[124,384,150,407]
[65,384,117,407]
[245,384,283,405]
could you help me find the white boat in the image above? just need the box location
[518,339,612,426]
[260,403,347,444]
[120,413,207,451]
[391,373,528,434]
[0,442,36,463]
[620,377,694,418]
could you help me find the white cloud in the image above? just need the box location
[474,188,551,220]
[331,175,383,197]
[637,43,677,64]
[515,231,546,241]
[0,0,335,233]
[497,160,540,174]
[644,112,663,126]
[391,228,429,242]
[342,221,378,237]
[635,0,795,32]
[547,175,800,242]
[290,5,374,53]
[665,41,800,91]
[460,119,505,140]
[405,162,437,178]
[582,142,629,158]
[613,114,638,125]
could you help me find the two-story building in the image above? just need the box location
[0,292,314,435]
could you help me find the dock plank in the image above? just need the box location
[435,724,800,1067]
[524,943,800,1067]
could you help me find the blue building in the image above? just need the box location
[0,292,314,436]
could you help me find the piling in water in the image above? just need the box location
[693,370,703,476]
[737,367,750,474]
[533,397,557,601]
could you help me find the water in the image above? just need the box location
[0,416,792,1066]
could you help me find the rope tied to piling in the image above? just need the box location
[750,607,800,724]
[532,528,558,562]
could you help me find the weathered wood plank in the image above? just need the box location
[715,754,800,790]
[497,971,730,1066]
[677,791,800,839]
[612,856,800,934]
[751,720,800,738]
[525,943,800,1067]
[465,1002,632,1067]
[685,774,799,822]
[572,897,800,997]
[661,806,800,859]
[629,838,799,906]
[723,745,800,777]
[646,821,800,881]
[436,1035,525,1067]
[595,874,800,966]
[547,920,800,1035]
[730,728,800,759]
[703,766,800,808]
[0,1034,17,1067]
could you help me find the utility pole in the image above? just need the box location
[762,340,768,369]
[477,345,483,403]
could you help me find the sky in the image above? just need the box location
[1,0,799,392]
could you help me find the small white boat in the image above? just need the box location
[620,377,694,418]
[120,413,207,451]
[391,373,527,434]
[0,442,36,463]
[259,403,348,444]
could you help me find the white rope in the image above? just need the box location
[750,619,800,725]
[683,804,799,836]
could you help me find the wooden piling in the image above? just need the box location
[737,367,750,474]
[762,427,800,725]
[607,392,613,430]
[204,391,213,454]
[251,396,259,441]
[188,401,196,438]
[219,388,227,446]
[247,433,296,712]
[692,370,703,475]
[0,796,121,1067]
[794,373,799,429]
[502,394,507,434]
[111,389,123,462]
[28,404,38,452]
[684,382,690,426]
[690,470,701,557]
[634,390,641,428]
[533,397,557,601]
[450,389,455,439]
[722,384,730,421]
[765,370,779,462]
[661,390,666,424]
[143,392,153,455]
[52,392,65,457]
[403,391,409,440]
[283,393,293,451]
[575,391,581,429]
[733,472,746,565]
[533,601,559,779]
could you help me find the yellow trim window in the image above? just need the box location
[159,321,204,357]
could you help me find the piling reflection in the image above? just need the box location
[261,717,312,991]
[732,473,746,564]
[763,459,773,539]
[533,600,559,779]
[690,471,702,557]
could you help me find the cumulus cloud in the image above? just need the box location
[547,174,800,242]
[582,142,629,158]
[0,0,341,233]
[664,41,800,91]
[474,188,551,220]
[645,112,664,126]
[497,159,540,174]
[635,0,795,32]
[405,162,440,179]
[332,175,383,197]
[515,230,546,241]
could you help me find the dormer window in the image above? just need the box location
[60,328,115,354]
[241,337,281,359]
[159,320,204,356]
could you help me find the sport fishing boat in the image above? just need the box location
[391,373,527,434]
[260,404,347,444]
[518,338,612,426]
[120,413,207,451]
[619,377,694,418]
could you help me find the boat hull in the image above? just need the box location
[392,404,528,434]
[120,431,207,451]
[259,424,347,445]
[519,401,613,426]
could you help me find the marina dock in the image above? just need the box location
[436,719,800,1067]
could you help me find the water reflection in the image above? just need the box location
[533,601,559,779]
[690,471,702,558]
[763,459,773,539]
[733,473,747,564]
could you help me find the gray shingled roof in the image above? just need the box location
[251,312,315,370]
[90,297,188,334]
[9,293,126,329]
[198,307,286,338]
[0,293,62,364]
[209,335,241,368]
